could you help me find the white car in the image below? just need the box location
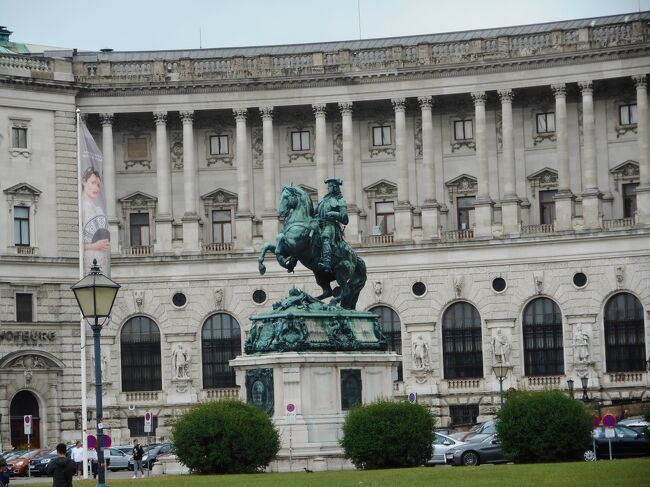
[426,432,466,465]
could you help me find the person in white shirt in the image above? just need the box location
[88,447,98,479]
[71,441,84,480]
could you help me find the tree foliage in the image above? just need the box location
[496,391,592,463]
[340,400,435,469]
[172,399,280,474]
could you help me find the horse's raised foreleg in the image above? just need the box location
[258,243,276,275]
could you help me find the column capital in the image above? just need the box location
[551,83,567,97]
[578,80,593,95]
[471,91,487,105]
[233,108,247,121]
[153,111,167,125]
[497,89,514,103]
[417,96,433,109]
[180,110,194,123]
[260,106,274,121]
[633,74,647,88]
[391,98,406,112]
[338,101,353,115]
[312,103,327,117]
[99,113,114,126]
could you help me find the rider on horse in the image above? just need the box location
[313,178,349,273]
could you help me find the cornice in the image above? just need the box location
[75,44,650,98]
[0,75,79,95]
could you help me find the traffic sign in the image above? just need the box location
[87,434,97,449]
[602,414,617,428]
[604,428,616,439]
[144,411,153,433]
[23,415,32,435]
[285,403,296,424]
[592,416,601,429]
[101,434,112,448]
[286,403,296,413]
[408,392,417,404]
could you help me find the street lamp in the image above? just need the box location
[492,363,509,407]
[566,378,574,399]
[71,259,120,487]
[580,376,590,402]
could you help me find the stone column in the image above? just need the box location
[472,92,493,238]
[634,75,650,225]
[261,106,279,242]
[234,108,253,250]
[392,97,412,242]
[153,111,173,252]
[180,110,200,252]
[579,81,602,229]
[498,90,520,235]
[339,101,360,243]
[552,84,574,231]
[313,104,328,198]
[419,96,440,240]
[100,113,120,253]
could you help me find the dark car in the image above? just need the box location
[30,445,74,476]
[585,425,650,461]
[445,434,507,466]
[462,420,497,443]
[128,443,173,470]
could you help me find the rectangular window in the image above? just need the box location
[127,417,158,437]
[340,369,362,411]
[291,131,310,151]
[12,127,27,148]
[619,104,638,125]
[456,197,475,230]
[212,210,232,244]
[129,213,150,247]
[536,112,556,133]
[454,120,473,141]
[14,206,30,246]
[449,404,479,427]
[372,126,392,146]
[623,183,638,219]
[209,135,229,155]
[375,202,395,235]
[16,293,33,322]
[539,190,557,225]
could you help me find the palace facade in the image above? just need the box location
[0,13,649,450]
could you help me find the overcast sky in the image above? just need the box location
[3,0,648,52]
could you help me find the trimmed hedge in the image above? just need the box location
[172,399,280,474]
[496,390,592,463]
[340,400,435,469]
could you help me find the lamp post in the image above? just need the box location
[71,259,120,487]
[566,378,574,399]
[580,376,590,402]
[492,363,509,407]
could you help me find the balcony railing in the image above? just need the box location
[13,246,37,256]
[608,372,644,383]
[602,217,635,230]
[521,223,554,235]
[440,229,474,242]
[123,246,153,256]
[362,234,394,245]
[527,376,562,387]
[447,379,481,389]
[203,242,234,253]
[202,387,240,400]
[124,391,160,402]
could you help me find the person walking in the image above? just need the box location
[46,443,76,487]
[131,439,144,478]
[70,441,83,480]
[0,453,10,487]
[87,447,98,479]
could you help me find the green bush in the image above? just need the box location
[496,390,592,463]
[171,399,280,474]
[340,400,435,469]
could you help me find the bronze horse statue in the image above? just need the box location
[258,185,367,309]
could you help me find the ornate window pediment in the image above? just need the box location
[119,191,157,210]
[0,350,65,371]
[610,160,639,184]
[364,179,398,208]
[119,192,157,251]
[4,182,42,203]
[527,167,558,192]
[445,174,477,202]
[201,188,239,211]
[8,117,32,159]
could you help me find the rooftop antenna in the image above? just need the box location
[357,0,362,40]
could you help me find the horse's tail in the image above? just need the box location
[346,256,367,309]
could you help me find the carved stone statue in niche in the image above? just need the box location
[374,280,382,302]
[172,344,190,379]
[491,329,511,365]
[134,290,144,309]
[573,323,590,363]
[214,288,224,310]
[412,334,430,370]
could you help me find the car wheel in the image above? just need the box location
[584,449,597,462]
[461,451,480,466]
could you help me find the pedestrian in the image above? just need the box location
[0,453,9,487]
[131,439,144,478]
[46,443,76,487]
[87,447,98,479]
[70,441,83,479]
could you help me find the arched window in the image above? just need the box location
[605,293,646,372]
[523,298,564,376]
[121,316,162,391]
[202,313,241,388]
[443,302,483,379]
[370,306,403,381]
[10,390,40,448]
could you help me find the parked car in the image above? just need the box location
[106,447,131,471]
[426,433,466,465]
[30,445,75,476]
[462,420,497,443]
[445,434,507,466]
[434,427,457,436]
[8,449,48,477]
[618,417,650,436]
[585,425,650,460]
[128,443,172,470]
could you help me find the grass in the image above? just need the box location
[24,458,650,487]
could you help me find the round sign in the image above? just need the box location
[592,416,601,429]
[145,412,152,421]
[602,414,617,428]
[408,392,417,404]
[101,434,112,448]
[286,403,295,413]
[87,435,97,449]
[24,415,31,424]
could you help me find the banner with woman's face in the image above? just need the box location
[79,121,111,275]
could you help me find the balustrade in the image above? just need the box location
[447,379,481,389]
[440,229,474,242]
[602,217,635,230]
[123,246,153,256]
[203,242,234,253]
[362,234,394,245]
[521,224,554,235]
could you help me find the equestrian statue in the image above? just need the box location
[258,178,367,310]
